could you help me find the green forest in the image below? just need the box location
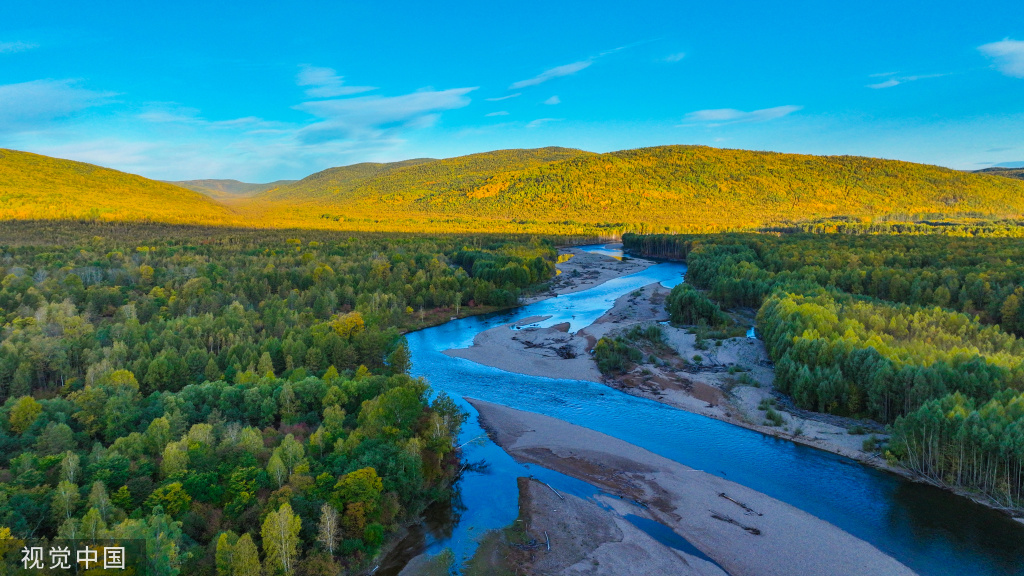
[0,222,558,575]
[625,231,1024,509]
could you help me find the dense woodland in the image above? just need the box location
[625,231,1024,509]
[0,223,557,575]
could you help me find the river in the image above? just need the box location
[383,245,1024,576]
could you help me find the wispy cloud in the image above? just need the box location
[0,79,114,133]
[868,79,901,89]
[2,70,479,180]
[543,95,561,105]
[526,117,561,129]
[136,104,287,132]
[0,41,37,54]
[866,72,946,89]
[978,39,1024,78]
[297,65,376,98]
[682,105,802,126]
[510,61,592,89]
[664,52,686,62]
[485,93,520,101]
[294,87,476,144]
[485,111,509,117]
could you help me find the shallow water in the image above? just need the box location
[390,245,1024,575]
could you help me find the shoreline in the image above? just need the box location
[467,398,917,576]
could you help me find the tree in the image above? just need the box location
[386,343,411,374]
[81,507,106,541]
[215,531,239,576]
[258,352,275,377]
[145,482,192,517]
[140,509,183,576]
[9,396,41,433]
[35,422,75,455]
[278,434,304,474]
[161,442,189,478]
[267,453,287,488]
[60,451,81,484]
[231,534,261,576]
[88,481,113,522]
[145,417,172,456]
[316,503,340,558]
[52,480,79,521]
[261,502,301,574]
[333,467,383,516]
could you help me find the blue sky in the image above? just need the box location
[1,0,1023,181]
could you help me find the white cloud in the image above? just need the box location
[682,105,802,126]
[510,61,592,89]
[297,65,376,98]
[294,87,476,143]
[867,73,946,89]
[526,117,561,129]
[136,104,288,132]
[0,79,114,133]
[485,93,521,101]
[0,41,37,54]
[868,79,901,89]
[485,111,509,117]
[664,52,686,62]
[544,95,561,105]
[978,39,1024,78]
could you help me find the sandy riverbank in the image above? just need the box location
[468,399,917,576]
[507,477,727,576]
[523,244,655,303]
[444,315,604,382]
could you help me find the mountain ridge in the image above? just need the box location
[5,145,1024,234]
[167,179,297,199]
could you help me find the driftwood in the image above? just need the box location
[544,530,551,551]
[541,480,564,500]
[718,492,763,516]
[709,511,762,535]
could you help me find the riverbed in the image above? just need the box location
[386,245,1024,576]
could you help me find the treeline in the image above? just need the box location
[0,224,557,575]
[626,233,1024,335]
[625,232,1024,508]
[788,218,1024,237]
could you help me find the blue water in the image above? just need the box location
[400,245,1024,576]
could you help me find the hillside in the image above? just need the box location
[258,147,587,203]
[4,145,1024,235]
[167,178,297,199]
[249,145,1024,234]
[0,149,242,225]
[975,167,1024,181]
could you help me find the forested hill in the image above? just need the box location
[0,149,242,225]
[167,179,297,199]
[251,145,1024,234]
[257,147,586,203]
[975,167,1024,181]
[5,145,1024,234]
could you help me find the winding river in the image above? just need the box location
[386,246,1024,576]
